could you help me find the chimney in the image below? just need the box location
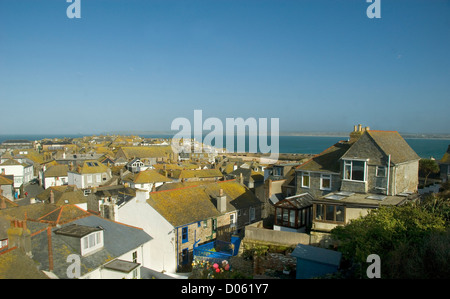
[7,219,32,257]
[50,190,55,204]
[47,226,54,271]
[349,124,366,143]
[216,188,227,213]
[239,173,244,185]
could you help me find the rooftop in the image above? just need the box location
[54,223,102,238]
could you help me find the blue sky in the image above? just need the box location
[0,0,449,135]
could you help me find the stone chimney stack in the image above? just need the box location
[7,219,32,257]
[349,124,367,143]
[216,188,227,213]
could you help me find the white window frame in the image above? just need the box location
[96,174,101,183]
[87,175,93,184]
[376,166,386,177]
[343,159,367,182]
[81,231,103,256]
[320,174,332,191]
[301,172,310,188]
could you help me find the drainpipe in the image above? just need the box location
[386,155,391,196]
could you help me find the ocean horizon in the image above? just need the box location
[0,134,449,160]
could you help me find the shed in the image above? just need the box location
[291,244,342,279]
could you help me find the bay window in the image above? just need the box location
[343,160,366,181]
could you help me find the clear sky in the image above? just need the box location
[0,0,449,135]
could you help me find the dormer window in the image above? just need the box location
[82,231,103,255]
[343,159,367,182]
[54,224,104,256]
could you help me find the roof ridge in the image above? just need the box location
[295,141,347,170]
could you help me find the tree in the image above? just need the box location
[331,204,446,278]
[419,158,440,187]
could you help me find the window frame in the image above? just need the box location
[81,231,103,256]
[301,171,310,188]
[181,226,188,244]
[314,203,345,224]
[320,174,332,191]
[343,159,367,182]
[376,166,386,177]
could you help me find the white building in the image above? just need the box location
[0,159,34,193]
[42,164,69,189]
[68,160,112,189]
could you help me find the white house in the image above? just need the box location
[122,169,172,192]
[116,190,179,273]
[68,160,112,189]
[0,159,33,194]
[42,164,69,189]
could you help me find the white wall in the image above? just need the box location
[68,172,83,189]
[1,164,31,189]
[117,191,177,273]
[44,176,68,189]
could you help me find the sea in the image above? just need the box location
[0,134,449,159]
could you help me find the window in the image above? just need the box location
[182,248,189,265]
[81,231,103,255]
[181,227,188,243]
[315,204,324,220]
[96,174,101,183]
[320,174,332,190]
[276,209,282,224]
[132,251,137,263]
[301,172,310,188]
[87,175,93,183]
[314,204,345,223]
[376,166,386,177]
[212,219,217,233]
[273,167,282,176]
[335,206,345,222]
[343,160,366,181]
[325,205,335,221]
[249,207,255,222]
[289,210,296,227]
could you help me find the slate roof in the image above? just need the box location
[44,164,69,177]
[31,215,152,278]
[0,175,13,185]
[123,169,172,184]
[148,180,260,227]
[342,130,420,165]
[0,247,48,279]
[117,146,174,159]
[291,244,342,267]
[36,186,87,206]
[171,169,224,180]
[0,195,19,210]
[76,160,109,174]
[148,185,221,227]
[296,141,352,173]
[37,205,91,225]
